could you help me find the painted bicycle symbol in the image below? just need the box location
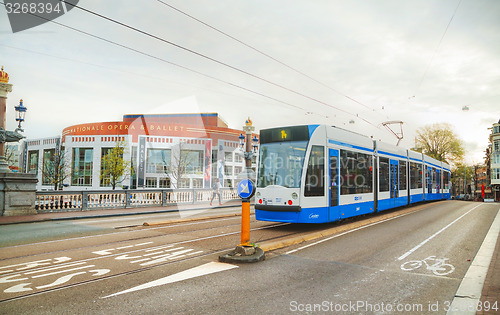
[400,256,455,276]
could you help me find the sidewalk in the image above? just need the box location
[477,232,500,315]
[0,200,242,225]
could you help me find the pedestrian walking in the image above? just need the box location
[210,180,222,206]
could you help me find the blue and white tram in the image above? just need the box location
[255,124,451,224]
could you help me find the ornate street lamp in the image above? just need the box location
[15,99,27,132]
[252,135,259,153]
[238,133,245,149]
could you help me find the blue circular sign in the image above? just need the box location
[237,179,255,199]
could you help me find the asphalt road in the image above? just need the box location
[0,201,498,314]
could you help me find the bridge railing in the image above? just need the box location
[35,188,239,213]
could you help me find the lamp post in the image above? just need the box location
[0,67,36,217]
[219,117,264,263]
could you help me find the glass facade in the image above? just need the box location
[72,148,93,186]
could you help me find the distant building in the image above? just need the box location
[22,113,257,191]
[489,119,500,201]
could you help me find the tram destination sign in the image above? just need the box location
[259,125,310,144]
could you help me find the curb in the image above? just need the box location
[0,204,239,226]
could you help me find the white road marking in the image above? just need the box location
[397,204,483,261]
[0,257,72,274]
[31,265,94,278]
[92,241,154,256]
[101,262,238,299]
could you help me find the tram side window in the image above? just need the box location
[379,157,390,192]
[432,168,437,190]
[410,162,423,189]
[399,161,407,191]
[340,150,373,195]
[304,146,325,197]
[443,171,450,190]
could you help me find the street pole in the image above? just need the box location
[240,118,255,246]
[219,118,264,263]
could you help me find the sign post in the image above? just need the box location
[237,178,255,246]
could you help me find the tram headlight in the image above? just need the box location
[292,192,298,199]
[256,192,261,198]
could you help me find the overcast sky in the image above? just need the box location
[1,0,499,164]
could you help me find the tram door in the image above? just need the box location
[329,149,339,221]
[427,167,433,194]
[390,160,399,206]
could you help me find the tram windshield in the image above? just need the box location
[257,141,308,188]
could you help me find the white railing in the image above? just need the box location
[35,188,238,213]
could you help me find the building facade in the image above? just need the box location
[490,119,500,201]
[23,113,257,191]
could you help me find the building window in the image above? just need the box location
[28,150,39,174]
[234,153,242,163]
[183,150,203,174]
[147,149,171,173]
[224,165,233,176]
[100,148,112,187]
[224,179,233,188]
[494,140,500,153]
[234,166,242,176]
[192,178,203,188]
[159,177,171,188]
[42,149,55,185]
[72,148,93,186]
[145,177,157,188]
[178,178,190,188]
[224,151,233,162]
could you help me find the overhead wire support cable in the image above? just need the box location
[0,1,304,112]
[155,0,377,114]
[63,2,379,128]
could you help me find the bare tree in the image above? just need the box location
[41,147,71,190]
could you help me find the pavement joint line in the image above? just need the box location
[259,202,438,253]
[446,206,500,315]
[143,213,243,226]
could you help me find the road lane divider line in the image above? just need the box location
[397,204,483,261]
[447,207,500,315]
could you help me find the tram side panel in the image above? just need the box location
[327,126,375,221]
[424,155,442,201]
[375,141,409,212]
[408,150,424,204]
[442,161,452,200]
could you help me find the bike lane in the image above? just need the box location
[277,201,499,313]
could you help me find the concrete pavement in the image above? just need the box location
[0,200,498,312]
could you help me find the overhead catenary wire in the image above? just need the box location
[154,0,379,115]
[62,2,380,129]
[412,0,462,97]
